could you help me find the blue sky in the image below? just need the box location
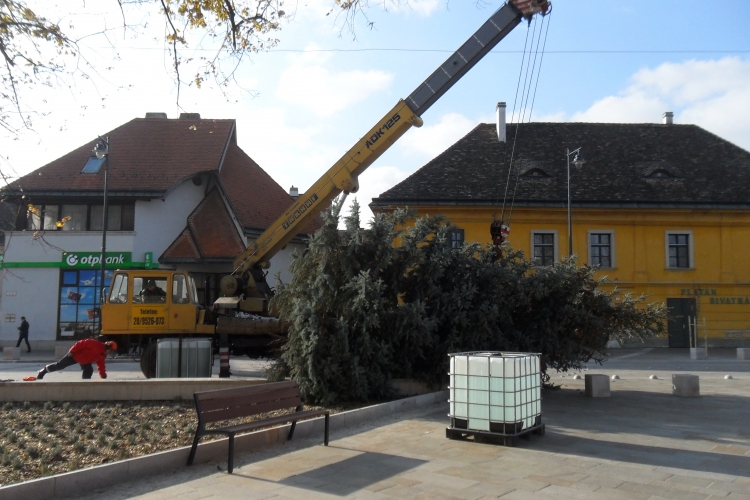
[4,0,749,224]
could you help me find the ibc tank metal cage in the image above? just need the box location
[447,351,545,446]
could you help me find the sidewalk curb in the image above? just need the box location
[0,390,448,500]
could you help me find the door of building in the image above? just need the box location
[667,298,696,348]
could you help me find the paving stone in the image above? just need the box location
[660,474,723,489]
[617,480,712,500]
[543,484,646,500]
[709,481,750,496]
[525,474,580,488]
[723,493,750,500]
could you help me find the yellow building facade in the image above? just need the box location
[372,120,750,347]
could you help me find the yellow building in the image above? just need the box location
[371,117,750,347]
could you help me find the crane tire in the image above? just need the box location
[140,341,157,379]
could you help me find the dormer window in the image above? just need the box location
[646,169,675,178]
[521,168,550,178]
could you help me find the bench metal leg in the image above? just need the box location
[228,434,235,474]
[324,413,329,446]
[288,420,297,441]
[187,432,202,466]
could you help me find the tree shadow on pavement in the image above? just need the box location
[413,388,750,478]
[234,449,426,496]
[540,387,750,445]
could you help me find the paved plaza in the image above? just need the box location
[51,348,750,500]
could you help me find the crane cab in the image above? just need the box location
[101,270,213,337]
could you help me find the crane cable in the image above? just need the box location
[493,19,534,224]
[507,10,552,226]
[497,12,545,224]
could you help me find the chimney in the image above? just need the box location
[145,112,167,119]
[663,111,674,125]
[179,113,201,119]
[289,186,299,199]
[496,102,506,143]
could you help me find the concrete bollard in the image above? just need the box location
[737,348,750,360]
[55,346,72,359]
[585,374,611,397]
[672,374,700,397]
[3,347,21,360]
[690,348,707,360]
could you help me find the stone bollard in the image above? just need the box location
[55,346,72,359]
[737,348,750,360]
[3,347,21,360]
[672,374,700,397]
[690,348,707,360]
[585,374,611,397]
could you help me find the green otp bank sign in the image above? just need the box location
[0,252,157,269]
[63,252,133,268]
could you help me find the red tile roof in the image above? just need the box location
[5,115,320,251]
[218,144,321,235]
[161,189,245,262]
[7,117,235,194]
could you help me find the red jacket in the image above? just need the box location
[69,339,108,378]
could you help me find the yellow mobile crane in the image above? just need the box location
[101,0,550,377]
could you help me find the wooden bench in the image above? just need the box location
[187,380,329,473]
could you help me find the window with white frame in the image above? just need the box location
[531,231,556,266]
[588,231,615,268]
[449,228,464,249]
[666,231,693,269]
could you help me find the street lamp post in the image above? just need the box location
[566,147,585,258]
[83,137,109,334]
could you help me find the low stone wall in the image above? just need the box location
[0,390,449,500]
[0,378,266,402]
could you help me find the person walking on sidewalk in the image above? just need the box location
[16,316,31,353]
[36,339,117,380]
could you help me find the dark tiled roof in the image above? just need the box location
[5,117,235,195]
[161,189,245,263]
[218,146,321,235]
[372,123,750,208]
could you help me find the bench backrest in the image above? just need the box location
[194,380,302,425]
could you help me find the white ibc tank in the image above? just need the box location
[156,339,213,378]
[449,352,541,433]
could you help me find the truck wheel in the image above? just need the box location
[140,342,156,379]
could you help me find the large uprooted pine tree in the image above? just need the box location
[268,199,665,405]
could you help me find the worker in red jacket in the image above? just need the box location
[36,339,117,380]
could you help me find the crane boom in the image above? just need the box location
[224,0,549,309]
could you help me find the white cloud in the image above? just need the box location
[554,57,750,150]
[290,0,442,23]
[630,58,750,105]
[236,106,338,190]
[276,45,393,116]
[400,112,478,159]
[344,165,411,226]
[570,94,667,123]
[406,0,443,17]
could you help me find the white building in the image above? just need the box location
[0,113,315,349]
